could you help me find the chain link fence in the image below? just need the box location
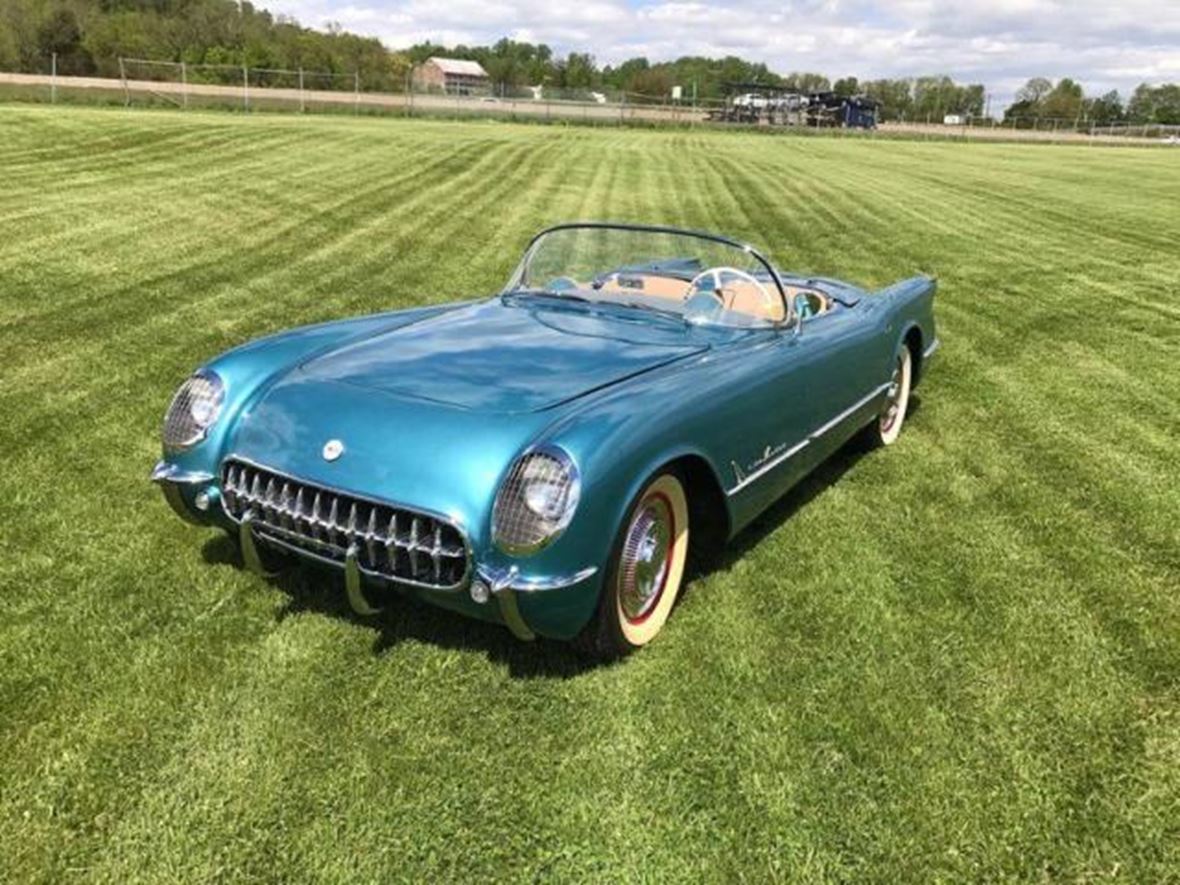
[3,56,1179,144]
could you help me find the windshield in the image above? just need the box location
[504,224,788,327]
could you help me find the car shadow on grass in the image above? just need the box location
[201,533,603,680]
[201,397,918,680]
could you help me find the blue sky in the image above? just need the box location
[267,0,1180,106]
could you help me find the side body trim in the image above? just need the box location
[726,382,891,497]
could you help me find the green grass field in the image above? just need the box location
[1,105,1177,882]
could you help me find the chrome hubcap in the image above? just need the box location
[882,361,904,431]
[619,494,674,623]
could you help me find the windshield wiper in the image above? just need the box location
[612,300,686,322]
[506,288,593,304]
[509,289,685,324]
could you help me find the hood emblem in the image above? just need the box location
[322,439,344,462]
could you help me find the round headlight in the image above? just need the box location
[493,447,581,555]
[162,370,225,451]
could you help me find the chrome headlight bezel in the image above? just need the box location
[492,445,581,556]
[162,369,225,452]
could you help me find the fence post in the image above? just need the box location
[298,67,305,112]
[181,61,187,109]
[118,57,129,107]
[50,52,57,104]
[243,64,249,112]
[354,71,359,114]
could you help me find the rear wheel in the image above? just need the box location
[578,471,690,658]
[866,347,912,447]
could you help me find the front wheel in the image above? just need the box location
[866,347,913,447]
[577,471,690,658]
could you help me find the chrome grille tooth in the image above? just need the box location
[347,501,358,547]
[311,491,323,541]
[294,487,306,532]
[432,523,442,582]
[328,497,339,546]
[223,465,238,512]
[385,513,399,575]
[264,477,278,525]
[366,508,378,568]
[280,483,293,529]
[250,473,263,510]
[409,518,421,576]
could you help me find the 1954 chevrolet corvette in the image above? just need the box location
[153,223,937,656]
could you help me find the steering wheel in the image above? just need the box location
[686,267,775,311]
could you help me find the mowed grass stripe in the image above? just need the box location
[0,106,1177,881]
[0,132,484,325]
[0,136,519,384]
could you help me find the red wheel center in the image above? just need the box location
[620,491,676,625]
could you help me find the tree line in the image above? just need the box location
[0,0,399,88]
[2,0,1178,124]
[1005,77,1180,126]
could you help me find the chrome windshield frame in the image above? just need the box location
[504,222,793,327]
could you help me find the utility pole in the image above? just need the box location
[243,64,249,111]
[181,61,187,109]
[299,67,305,113]
[50,52,57,104]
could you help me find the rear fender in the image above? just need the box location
[876,275,937,383]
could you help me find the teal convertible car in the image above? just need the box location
[153,223,937,656]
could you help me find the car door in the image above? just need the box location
[790,297,891,469]
[709,295,889,521]
[705,325,831,519]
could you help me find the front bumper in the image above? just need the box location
[151,460,599,640]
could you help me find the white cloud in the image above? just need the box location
[267,0,1180,104]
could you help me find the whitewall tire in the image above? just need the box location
[873,347,912,447]
[579,471,690,657]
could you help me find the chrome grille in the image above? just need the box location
[220,459,469,589]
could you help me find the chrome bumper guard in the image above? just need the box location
[475,565,599,641]
[151,461,214,524]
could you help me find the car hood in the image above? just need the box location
[227,374,559,546]
[294,298,706,414]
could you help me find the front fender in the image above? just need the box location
[507,369,734,639]
[155,302,466,522]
